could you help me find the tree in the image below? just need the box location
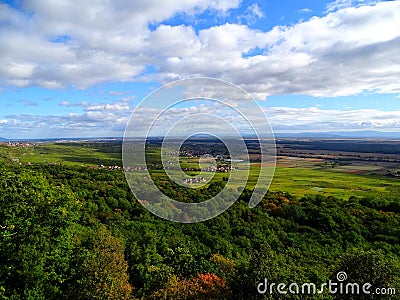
[72,226,133,300]
[0,168,81,299]
[150,273,231,299]
[333,249,400,300]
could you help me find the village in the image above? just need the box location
[1,141,35,147]
[182,176,206,184]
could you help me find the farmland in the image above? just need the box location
[2,138,400,200]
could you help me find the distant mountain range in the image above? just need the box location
[274,130,400,139]
[2,131,400,142]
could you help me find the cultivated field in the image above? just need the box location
[2,138,400,199]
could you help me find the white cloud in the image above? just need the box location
[20,100,39,107]
[60,101,89,107]
[85,103,130,111]
[325,0,380,13]
[238,3,264,24]
[0,0,399,99]
[299,8,312,13]
[59,100,131,112]
[2,98,133,138]
[249,3,264,19]
[3,105,400,138]
[0,0,240,89]
[151,1,400,98]
[266,107,400,131]
[59,101,72,107]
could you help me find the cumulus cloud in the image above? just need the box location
[0,0,398,99]
[0,0,240,89]
[266,107,400,131]
[152,1,400,98]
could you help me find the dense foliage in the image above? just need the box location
[1,162,399,299]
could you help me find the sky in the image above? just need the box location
[0,0,400,138]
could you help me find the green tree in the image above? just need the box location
[0,168,81,299]
[72,226,133,300]
[333,249,400,300]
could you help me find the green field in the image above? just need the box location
[150,163,400,199]
[269,167,400,198]
[0,143,121,166]
[2,142,400,199]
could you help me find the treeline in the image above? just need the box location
[279,140,400,155]
[0,163,399,299]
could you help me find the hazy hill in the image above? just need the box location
[275,130,400,139]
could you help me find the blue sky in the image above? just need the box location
[0,0,399,138]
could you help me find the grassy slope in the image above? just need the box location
[0,144,121,166]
